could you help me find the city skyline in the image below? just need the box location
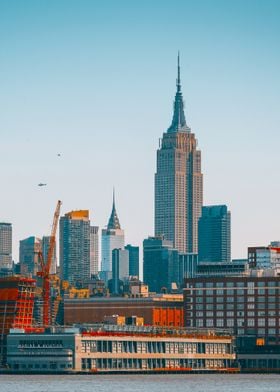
[1,1,280,261]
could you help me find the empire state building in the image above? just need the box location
[155,55,203,253]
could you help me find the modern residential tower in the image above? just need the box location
[198,205,231,263]
[155,55,203,253]
[59,210,90,286]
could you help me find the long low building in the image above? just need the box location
[64,295,184,327]
[6,326,237,373]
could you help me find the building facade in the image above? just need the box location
[198,205,231,263]
[90,226,99,276]
[155,55,203,253]
[7,326,236,373]
[59,210,90,286]
[143,236,179,293]
[19,236,42,277]
[184,271,280,343]
[64,295,184,327]
[0,223,12,270]
[101,195,124,281]
[112,248,129,294]
[125,244,139,278]
[248,243,280,270]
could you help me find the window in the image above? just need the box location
[248,297,255,302]
[206,319,214,327]
[237,282,244,287]
[258,289,265,295]
[227,311,234,317]
[268,318,276,327]
[206,282,213,288]
[226,282,234,288]
[237,289,244,295]
[268,289,276,295]
[196,319,203,327]
[248,311,255,317]
[237,319,244,327]
[216,282,224,288]
[258,318,265,326]
[206,311,213,317]
[217,289,223,295]
[257,281,265,287]
[216,297,224,303]
[248,319,255,327]
[196,311,203,317]
[216,319,224,327]
[227,319,234,327]
[217,311,224,317]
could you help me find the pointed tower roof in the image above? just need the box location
[167,53,190,133]
[107,189,121,230]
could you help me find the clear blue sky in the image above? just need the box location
[1,0,280,263]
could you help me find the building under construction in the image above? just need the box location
[0,276,36,364]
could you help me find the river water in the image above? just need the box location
[0,374,280,392]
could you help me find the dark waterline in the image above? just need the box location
[0,374,280,392]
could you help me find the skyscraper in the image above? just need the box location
[155,54,203,253]
[101,193,124,282]
[143,236,179,293]
[125,244,139,278]
[112,248,129,294]
[59,210,90,286]
[19,236,41,276]
[0,223,12,270]
[198,205,231,263]
[90,226,99,276]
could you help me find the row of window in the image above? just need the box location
[187,289,278,295]
[81,340,229,355]
[189,281,279,288]
[186,310,277,317]
[188,303,277,311]
[188,296,278,303]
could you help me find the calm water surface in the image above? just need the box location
[0,374,279,392]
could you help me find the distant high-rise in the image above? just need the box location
[155,54,203,253]
[59,210,90,286]
[125,244,139,278]
[19,236,41,276]
[112,248,129,294]
[101,193,124,281]
[0,223,12,269]
[143,236,179,293]
[90,226,99,276]
[198,205,231,263]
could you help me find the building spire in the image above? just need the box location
[177,51,181,92]
[167,52,190,133]
[107,189,121,230]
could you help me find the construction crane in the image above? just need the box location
[37,200,62,327]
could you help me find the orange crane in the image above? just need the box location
[37,200,62,327]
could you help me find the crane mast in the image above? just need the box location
[37,200,62,327]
